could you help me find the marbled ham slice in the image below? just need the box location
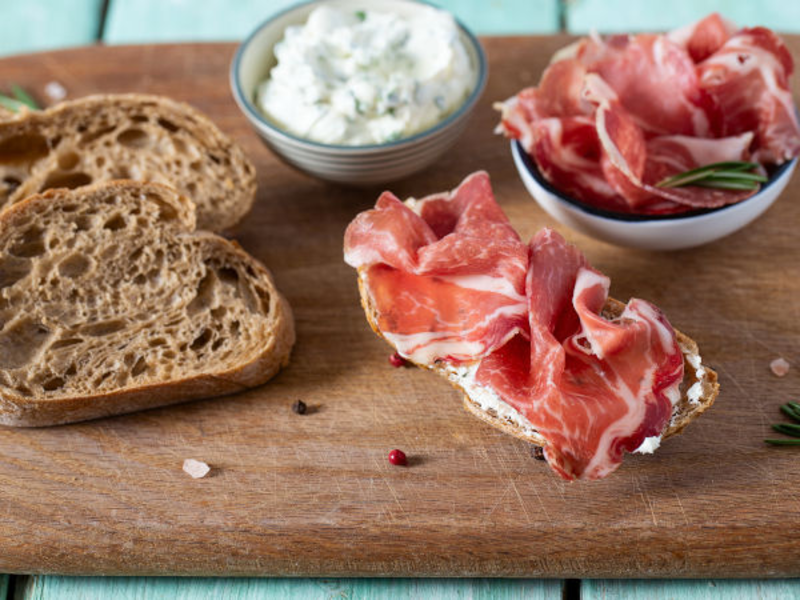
[698,27,800,163]
[475,230,683,480]
[579,33,713,137]
[344,172,529,364]
[526,116,629,212]
[668,13,736,63]
[586,76,759,209]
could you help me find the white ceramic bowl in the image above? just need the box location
[512,141,798,251]
[231,0,487,185]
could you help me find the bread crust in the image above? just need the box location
[0,181,294,427]
[357,270,718,449]
[0,94,256,231]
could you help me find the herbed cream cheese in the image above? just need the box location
[256,5,474,145]
[444,362,540,439]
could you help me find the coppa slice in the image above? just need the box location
[345,172,528,365]
[0,94,256,231]
[345,172,718,480]
[0,181,294,426]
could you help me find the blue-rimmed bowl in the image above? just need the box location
[512,140,798,251]
[231,0,487,185]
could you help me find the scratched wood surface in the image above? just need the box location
[0,38,798,578]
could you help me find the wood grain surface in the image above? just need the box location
[0,38,798,578]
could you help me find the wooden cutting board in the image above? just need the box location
[1,38,799,578]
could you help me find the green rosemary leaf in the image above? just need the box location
[705,171,768,183]
[772,423,800,437]
[0,94,26,112]
[765,439,800,446]
[780,404,800,423]
[692,179,760,191]
[10,84,39,110]
[656,161,762,189]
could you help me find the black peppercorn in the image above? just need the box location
[531,446,545,461]
[292,400,307,415]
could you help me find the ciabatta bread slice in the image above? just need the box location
[356,271,718,451]
[0,94,256,231]
[0,181,294,426]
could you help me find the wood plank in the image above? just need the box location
[103,0,559,42]
[0,0,103,57]
[565,0,800,33]
[20,576,562,599]
[583,580,800,599]
[0,38,799,577]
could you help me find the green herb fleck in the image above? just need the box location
[355,10,366,21]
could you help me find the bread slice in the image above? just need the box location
[0,180,294,426]
[0,94,256,231]
[357,271,718,450]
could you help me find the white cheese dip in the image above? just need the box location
[256,5,475,146]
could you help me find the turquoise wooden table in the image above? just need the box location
[1,1,799,598]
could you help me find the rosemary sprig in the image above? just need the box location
[765,402,800,445]
[11,84,39,109]
[0,84,40,112]
[656,161,767,191]
[0,94,27,112]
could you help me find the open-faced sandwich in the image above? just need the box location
[344,172,718,480]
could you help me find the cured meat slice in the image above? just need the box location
[526,116,628,211]
[494,59,590,155]
[586,76,758,209]
[580,33,713,136]
[698,27,800,163]
[642,133,757,208]
[475,229,683,480]
[344,172,528,364]
[668,13,737,63]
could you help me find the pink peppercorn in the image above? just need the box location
[388,449,407,466]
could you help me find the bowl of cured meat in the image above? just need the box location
[498,14,800,251]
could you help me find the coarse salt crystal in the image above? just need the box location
[44,81,67,102]
[182,458,210,479]
[770,358,790,377]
